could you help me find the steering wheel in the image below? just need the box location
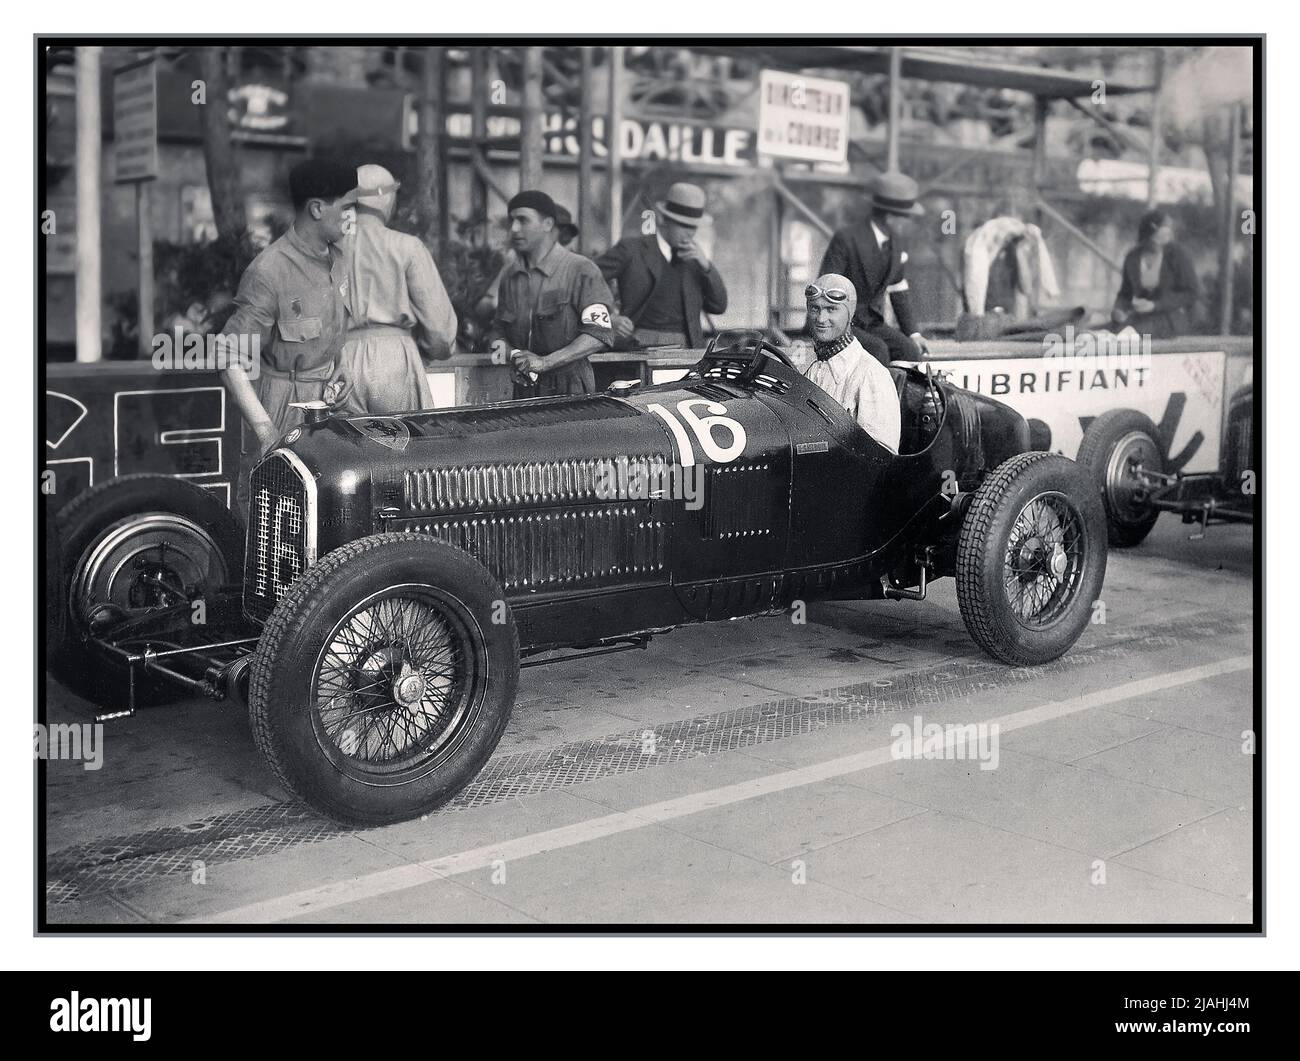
[741,338,798,381]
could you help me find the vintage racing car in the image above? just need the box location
[1076,371,1256,545]
[46,338,1108,824]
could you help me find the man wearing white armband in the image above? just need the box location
[488,190,616,398]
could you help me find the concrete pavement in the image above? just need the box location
[41,519,1256,927]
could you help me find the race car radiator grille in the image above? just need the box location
[402,455,668,515]
[397,506,666,591]
[244,452,315,621]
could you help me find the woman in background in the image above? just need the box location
[1111,209,1201,338]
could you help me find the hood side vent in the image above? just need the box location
[395,506,666,591]
[403,453,669,515]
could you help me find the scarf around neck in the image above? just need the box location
[814,333,855,361]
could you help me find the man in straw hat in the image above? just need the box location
[596,181,728,349]
[338,162,457,415]
[820,170,932,367]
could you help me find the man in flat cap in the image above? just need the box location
[596,182,728,349]
[339,163,457,415]
[820,170,931,367]
[218,157,358,514]
[803,273,901,454]
[489,190,615,397]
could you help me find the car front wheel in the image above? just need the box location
[956,452,1108,666]
[247,532,519,826]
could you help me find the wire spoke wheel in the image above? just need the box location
[956,452,1107,666]
[1001,492,1085,627]
[249,534,519,826]
[311,584,481,780]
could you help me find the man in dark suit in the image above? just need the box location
[820,170,932,366]
[596,182,728,349]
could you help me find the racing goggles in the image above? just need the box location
[804,283,852,303]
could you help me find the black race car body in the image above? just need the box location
[52,340,1103,824]
[245,348,1029,652]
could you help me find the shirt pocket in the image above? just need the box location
[279,317,323,343]
[533,295,573,353]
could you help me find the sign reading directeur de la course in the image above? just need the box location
[757,69,850,165]
[113,58,159,183]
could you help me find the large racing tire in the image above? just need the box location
[1076,409,1165,548]
[49,474,245,707]
[956,452,1108,666]
[247,532,519,826]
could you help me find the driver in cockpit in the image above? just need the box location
[803,274,902,454]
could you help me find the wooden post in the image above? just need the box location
[578,46,595,252]
[519,47,544,191]
[1031,97,1050,189]
[1217,104,1242,335]
[886,46,902,172]
[764,184,774,328]
[417,47,448,254]
[197,48,246,244]
[470,48,489,228]
[75,45,102,364]
[608,46,624,245]
[1147,48,1165,207]
[136,181,153,358]
[1031,96,1050,227]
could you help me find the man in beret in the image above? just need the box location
[803,273,901,454]
[218,157,358,514]
[820,170,932,367]
[474,201,580,323]
[596,181,728,349]
[489,190,615,397]
[339,163,457,415]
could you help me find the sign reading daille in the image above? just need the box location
[404,101,755,168]
[113,58,158,183]
[757,70,850,165]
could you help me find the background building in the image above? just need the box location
[43,43,1255,361]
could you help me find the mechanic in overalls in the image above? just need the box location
[489,190,615,398]
[339,163,458,415]
[219,158,358,516]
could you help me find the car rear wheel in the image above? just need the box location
[1076,409,1165,547]
[956,452,1108,666]
[47,475,244,707]
[247,533,519,826]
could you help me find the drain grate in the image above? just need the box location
[45,611,1251,908]
[46,804,344,901]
